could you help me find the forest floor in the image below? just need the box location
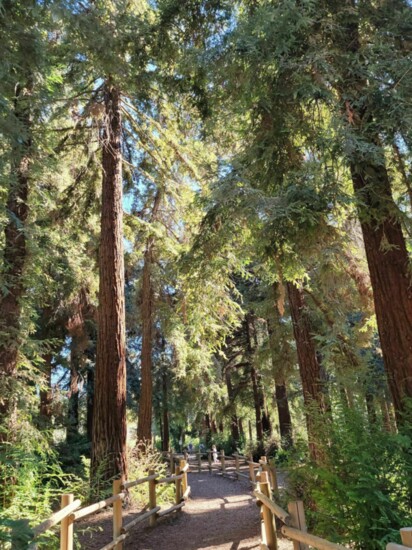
[78,464,292,550]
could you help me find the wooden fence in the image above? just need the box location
[175,448,412,550]
[162,449,277,489]
[30,459,190,550]
[30,448,412,550]
[249,460,412,550]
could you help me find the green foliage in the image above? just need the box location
[287,405,412,550]
[128,443,174,506]
[0,426,65,548]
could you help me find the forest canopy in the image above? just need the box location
[0,0,412,548]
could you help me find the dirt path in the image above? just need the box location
[79,469,292,550]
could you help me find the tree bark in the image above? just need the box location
[91,82,127,483]
[0,81,32,439]
[39,354,53,425]
[205,413,211,431]
[86,367,94,442]
[332,0,412,423]
[66,290,94,442]
[267,314,293,448]
[225,367,240,444]
[275,381,293,448]
[162,371,170,452]
[67,345,80,443]
[245,314,268,442]
[137,191,162,444]
[287,282,324,461]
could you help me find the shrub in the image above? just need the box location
[286,404,412,550]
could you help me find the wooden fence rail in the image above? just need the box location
[29,459,190,550]
[252,469,412,550]
[162,450,412,550]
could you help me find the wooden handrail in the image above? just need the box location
[158,502,185,517]
[253,490,291,525]
[71,493,125,521]
[32,499,81,537]
[99,534,128,550]
[122,473,158,489]
[29,458,190,550]
[281,526,347,550]
[156,474,183,484]
[122,506,161,534]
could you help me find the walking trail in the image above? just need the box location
[79,469,292,550]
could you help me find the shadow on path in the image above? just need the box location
[124,472,261,550]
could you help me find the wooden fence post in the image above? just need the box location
[221,450,226,473]
[288,501,308,550]
[269,460,279,497]
[113,480,123,549]
[401,528,412,547]
[235,454,240,479]
[249,456,256,483]
[208,451,212,473]
[148,469,157,527]
[60,494,74,550]
[197,451,202,473]
[260,456,268,487]
[175,464,182,505]
[260,472,277,550]
[180,459,188,495]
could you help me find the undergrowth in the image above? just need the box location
[285,404,412,550]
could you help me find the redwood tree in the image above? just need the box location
[137,191,162,444]
[327,0,412,422]
[91,82,127,482]
[0,78,32,440]
[287,282,325,460]
[267,318,293,449]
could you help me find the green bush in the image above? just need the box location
[0,425,65,548]
[286,404,412,550]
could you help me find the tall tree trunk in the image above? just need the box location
[205,413,211,431]
[267,315,293,448]
[365,393,377,426]
[137,191,162,444]
[275,381,293,448]
[225,367,240,444]
[287,282,324,461]
[86,367,94,442]
[379,397,393,433]
[67,343,81,443]
[158,410,163,446]
[67,293,93,442]
[137,247,154,444]
[333,0,412,423]
[39,353,53,426]
[91,83,127,483]
[262,405,272,436]
[246,314,267,442]
[248,419,253,442]
[162,371,170,452]
[250,364,264,442]
[0,81,32,440]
